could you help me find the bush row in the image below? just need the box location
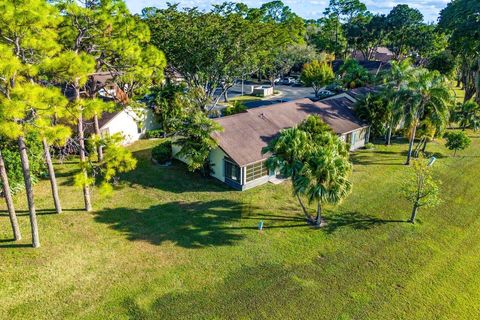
[145,130,165,139]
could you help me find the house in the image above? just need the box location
[175,98,369,191]
[351,47,395,63]
[83,73,160,144]
[84,107,148,145]
[321,86,382,103]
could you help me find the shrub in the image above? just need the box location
[444,131,471,156]
[151,140,172,164]
[0,133,46,194]
[223,101,247,116]
[364,142,374,150]
[145,130,165,139]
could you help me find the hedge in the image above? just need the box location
[145,130,165,139]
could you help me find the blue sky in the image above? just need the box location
[125,0,449,22]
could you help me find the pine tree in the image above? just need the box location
[0,84,43,248]
[42,51,96,211]
[0,44,22,241]
[34,86,71,214]
[0,0,63,248]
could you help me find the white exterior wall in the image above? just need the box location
[208,148,226,182]
[101,108,143,145]
[342,127,369,151]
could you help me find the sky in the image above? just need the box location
[125,0,450,23]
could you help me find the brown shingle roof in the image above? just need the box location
[212,98,367,167]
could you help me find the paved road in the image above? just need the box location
[213,84,316,111]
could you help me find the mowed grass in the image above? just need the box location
[1,132,480,319]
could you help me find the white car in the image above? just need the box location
[281,77,297,85]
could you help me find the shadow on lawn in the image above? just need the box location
[121,151,231,193]
[93,200,247,248]
[0,208,81,217]
[323,211,405,234]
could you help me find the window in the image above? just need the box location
[345,133,352,144]
[246,161,268,182]
[100,128,110,137]
[225,160,241,183]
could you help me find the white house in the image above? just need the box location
[174,97,369,191]
[92,107,159,145]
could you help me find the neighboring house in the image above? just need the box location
[85,107,146,145]
[351,46,395,63]
[85,72,161,144]
[322,86,382,103]
[174,98,369,191]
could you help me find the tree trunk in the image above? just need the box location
[315,201,324,227]
[386,125,392,146]
[0,149,21,241]
[93,113,103,162]
[42,138,62,214]
[78,113,92,212]
[454,149,457,157]
[409,202,419,223]
[295,192,313,223]
[421,139,428,153]
[405,125,417,165]
[18,136,40,248]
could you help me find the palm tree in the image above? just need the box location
[355,90,402,145]
[294,134,352,227]
[383,59,415,145]
[385,59,414,90]
[456,100,480,131]
[263,128,314,223]
[402,70,452,165]
[264,116,352,226]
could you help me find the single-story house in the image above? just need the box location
[177,97,369,191]
[84,107,149,145]
[83,72,159,145]
[321,86,382,103]
[351,47,395,63]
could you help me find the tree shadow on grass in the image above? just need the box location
[0,242,32,249]
[93,200,248,248]
[120,157,231,194]
[0,208,81,217]
[322,211,406,234]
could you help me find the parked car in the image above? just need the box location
[281,77,297,85]
[317,89,335,99]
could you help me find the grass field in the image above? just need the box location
[1,132,480,319]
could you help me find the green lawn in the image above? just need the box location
[1,133,480,319]
[228,95,263,104]
[451,82,465,103]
